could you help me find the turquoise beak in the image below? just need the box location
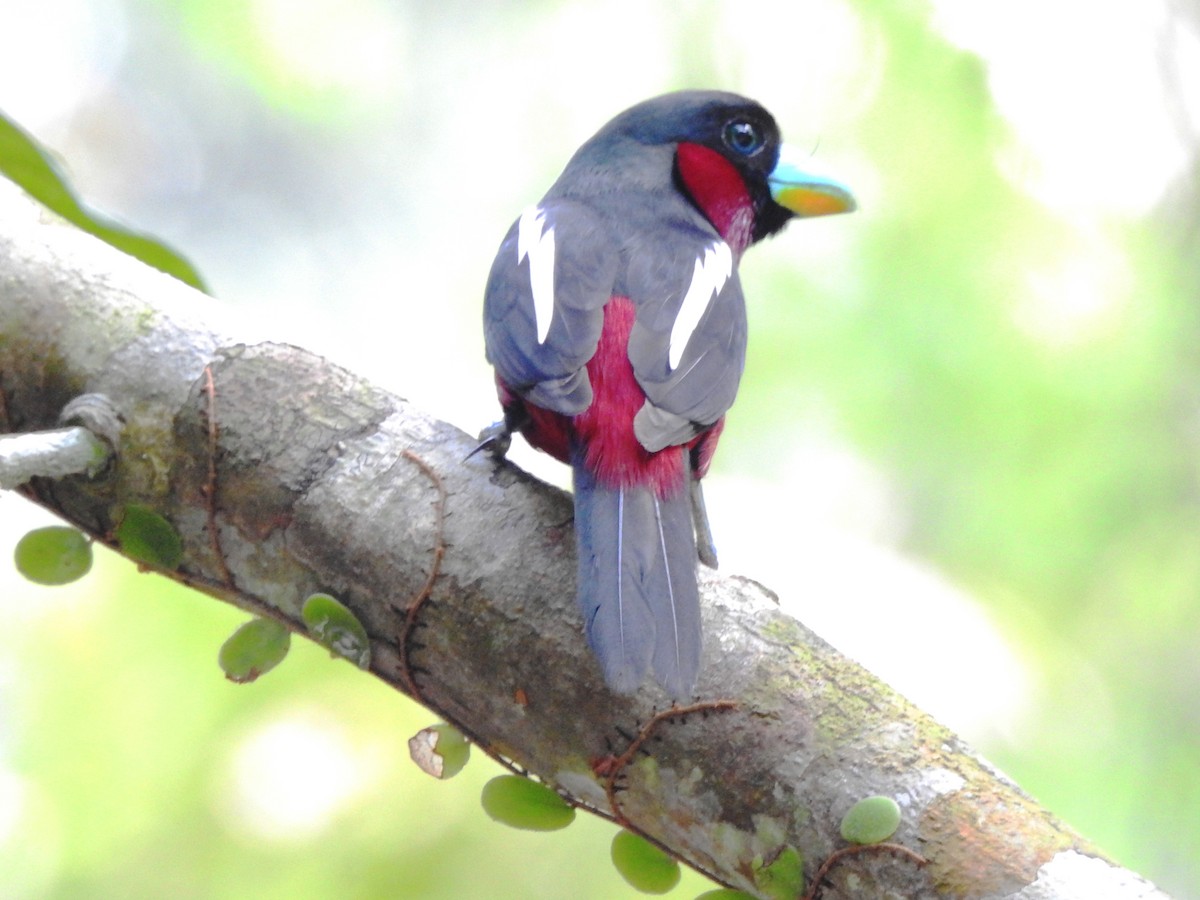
[768,147,856,217]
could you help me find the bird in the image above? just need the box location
[480,90,854,697]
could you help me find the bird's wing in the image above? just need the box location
[624,233,748,452]
[483,200,618,415]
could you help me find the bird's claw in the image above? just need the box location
[465,420,512,462]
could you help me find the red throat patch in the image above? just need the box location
[675,142,754,255]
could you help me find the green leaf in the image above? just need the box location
[218,617,291,683]
[300,592,370,668]
[408,723,471,780]
[610,830,681,894]
[840,795,902,844]
[0,111,207,291]
[13,526,93,585]
[114,504,183,570]
[752,845,803,900]
[480,775,575,832]
[694,891,757,899]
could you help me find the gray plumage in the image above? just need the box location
[484,188,748,447]
[572,461,702,698]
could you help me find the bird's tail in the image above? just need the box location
[572,460,702,697]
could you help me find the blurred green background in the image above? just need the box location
[2,0,1198,897]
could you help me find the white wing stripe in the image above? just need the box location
[517,206,556,345]
[669,241,732,370]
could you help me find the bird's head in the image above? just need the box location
[554,90,855,255]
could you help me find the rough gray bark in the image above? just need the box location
[0,178,1169,899]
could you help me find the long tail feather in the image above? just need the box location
[573,461,701,696]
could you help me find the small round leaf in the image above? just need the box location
[610,830,681,894]
[219,617,291,683]
[752,845,804,900]
[14,526,92,585]
[840,795,902,844]
[480,775,574,831]
[301,592,370,668]
[409,723,471,779]
[115,504,182,569]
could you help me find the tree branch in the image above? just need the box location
[0,178,1168,899]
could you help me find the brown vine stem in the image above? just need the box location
[201,364,235,589]
[599,699,737,826]
[396,448,447,701]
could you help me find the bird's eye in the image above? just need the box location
[722,120,763,156]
